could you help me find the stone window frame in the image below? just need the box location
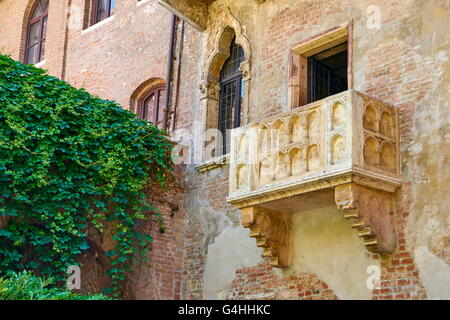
[288,23,353,110]
[196,9,252,172]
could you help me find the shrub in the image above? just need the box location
[0,271,112,300]
[0,54,173,295]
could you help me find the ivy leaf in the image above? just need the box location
[0,54,173,296]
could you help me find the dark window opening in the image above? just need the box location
[138,85,165,129]
[307,42,348,103]
[218,37,244,155]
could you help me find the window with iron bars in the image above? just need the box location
[218,37,244,155]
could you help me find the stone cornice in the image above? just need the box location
[195,154,229,173]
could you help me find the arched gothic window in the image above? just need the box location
[25,0,49,65]
[138,84,166,129]
[218,37,244,155]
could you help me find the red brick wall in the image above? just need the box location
[0,0,172,108]
[362,39,439,300]
[64,0,172,109]
[0,0,68,78]
[182,169,240,299]
[76,166,186,299]
[125,165,186,300]
[230,262,338,300]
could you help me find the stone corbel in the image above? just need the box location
[241,206,292,267]
[335,183,397,255]
[199,79,220,101]
[238,60,251,81]
[238,182,397,269]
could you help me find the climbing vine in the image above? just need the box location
[0,55,173,296]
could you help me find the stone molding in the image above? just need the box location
[199,8,252,164]
[241,206,292,267]
[195,154,229,173]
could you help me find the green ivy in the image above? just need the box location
[0,54,173,296]
[0,270,113,300]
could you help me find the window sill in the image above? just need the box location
[137,0,152,7]
[34,60,46,68]
[195,155,230,173]
[81,15,115,35]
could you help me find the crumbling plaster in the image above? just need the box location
[283,207,379,300]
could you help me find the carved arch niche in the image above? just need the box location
[200,9,252,161]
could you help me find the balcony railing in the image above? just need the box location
[227,89,401,207]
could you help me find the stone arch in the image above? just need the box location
[290,147,306,176]
[307,144,320,171]
[363,136,379,167]
[272,120,288,149]
[331,101,346,129]
[202,8,252,82]
[204,27,237,81]
[363,104,378,132]
[130,78,166,114]
[200,9,252,162]
[330,134,345,165]
[379,111,395,138]
[237,133,249,162]
[276,151,290,180]
[258,125,271,157]
[289,114,307,144]
[237,164,248,190]
[380,141,396,171]
[307,111,320,143]
[259,156,273,186]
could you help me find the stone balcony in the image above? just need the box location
[227,90,401,267]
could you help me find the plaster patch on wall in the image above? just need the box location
[436,50,448,62]
[203,225,263,299]
[414,246,450,300]
[284,206,379,300]
[409,143,423,155]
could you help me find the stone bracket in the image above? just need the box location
[239,183,397,269]
[241,206,292,268]
[335,183,397,255]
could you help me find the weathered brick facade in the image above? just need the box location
[0,0,449,300]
